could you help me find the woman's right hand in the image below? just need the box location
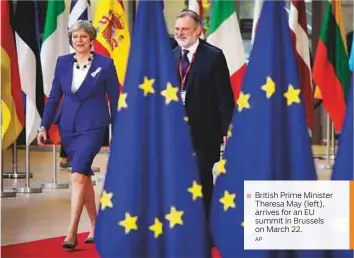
[37,129,48,146]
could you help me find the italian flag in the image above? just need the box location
[207,0,246,103]
[40,0,68,144]
[312,0,350,132]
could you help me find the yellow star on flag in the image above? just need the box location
[236,91,251,112]
[165,206,184,228]
[184,116,189,122]
[218,158,226,175]
[261,76,275,99]
[241,221,244,227]
[187,180,203,201]
[139,76,155,96]
[219,190,236,211]
[149,218,163,238]
[100,190,113,211]
[118,92,128,111]
[161,82,179,105]
[118,212,138,234]
[227,124,233,138]
[284,84,301,106]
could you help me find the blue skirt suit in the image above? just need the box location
[41,53,119,176]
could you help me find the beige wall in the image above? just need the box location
[163,1,185,35]
[342,1,354,34]
[132,0,185,35]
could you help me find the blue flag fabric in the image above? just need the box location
[350,35,354,71]
[68,0,91,51]
[210,1,323,257]
[329,78,354,257]
[69,0,91,23]
[332,79,353,181]
[95,1,208,257]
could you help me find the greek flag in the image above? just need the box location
[68,0,92,52]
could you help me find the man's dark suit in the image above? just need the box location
[173,39,234,218]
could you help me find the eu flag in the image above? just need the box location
[210,1,323,257]
[95,1,208,257]
[332,80,353,181]
[328,77,353,257]
[349,35,353,71]
[329,78,353,257]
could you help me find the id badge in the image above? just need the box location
[180,90,186,105]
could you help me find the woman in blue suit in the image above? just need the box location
[37,20,119,250]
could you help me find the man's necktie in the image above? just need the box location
[181,49,190,77]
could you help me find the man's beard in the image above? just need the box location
[175,37,196,48]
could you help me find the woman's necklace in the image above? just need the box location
[73,52,93,70]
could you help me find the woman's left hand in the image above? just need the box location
[37,130,48,146]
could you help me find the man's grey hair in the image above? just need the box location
[176,9,201,25]
[68,20,97,40]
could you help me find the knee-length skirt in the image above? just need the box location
[60,127,107,176]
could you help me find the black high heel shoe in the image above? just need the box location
[62,237,78,250]
[84,236,94,244]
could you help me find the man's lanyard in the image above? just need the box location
[178,53,196,91]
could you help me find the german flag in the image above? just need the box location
[313,0,350,132]
[1,0,25,150]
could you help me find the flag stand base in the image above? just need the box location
[16,187,42,194]
[1,191,16,198]
[41,182,69,189]
[2,172,33,179]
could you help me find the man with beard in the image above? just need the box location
[173,10,234,222]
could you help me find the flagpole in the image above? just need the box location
[319,115,333,169]
[16,144,42,194]
[330,122,336,159]
[2,142,33,179]
[326,117,332,168]
[41,145,69,189]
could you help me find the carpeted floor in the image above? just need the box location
[1,232,221,258]
[2,232,98,258]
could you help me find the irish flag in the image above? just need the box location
[207,0,246,102]
[312,0,350,132]
[40,0,69,144]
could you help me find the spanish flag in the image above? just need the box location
[313,0,350,132]
[1,0,25,150]
[93,0,130,86]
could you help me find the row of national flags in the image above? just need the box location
[1,0,352,149]
[1,0,352,255]
[1,0,130,149]
[312,0,351,132]
[251,0,351,133]
[95,0,353,257]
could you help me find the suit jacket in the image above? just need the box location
[41,53,119,133]
[173,40,234,162]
